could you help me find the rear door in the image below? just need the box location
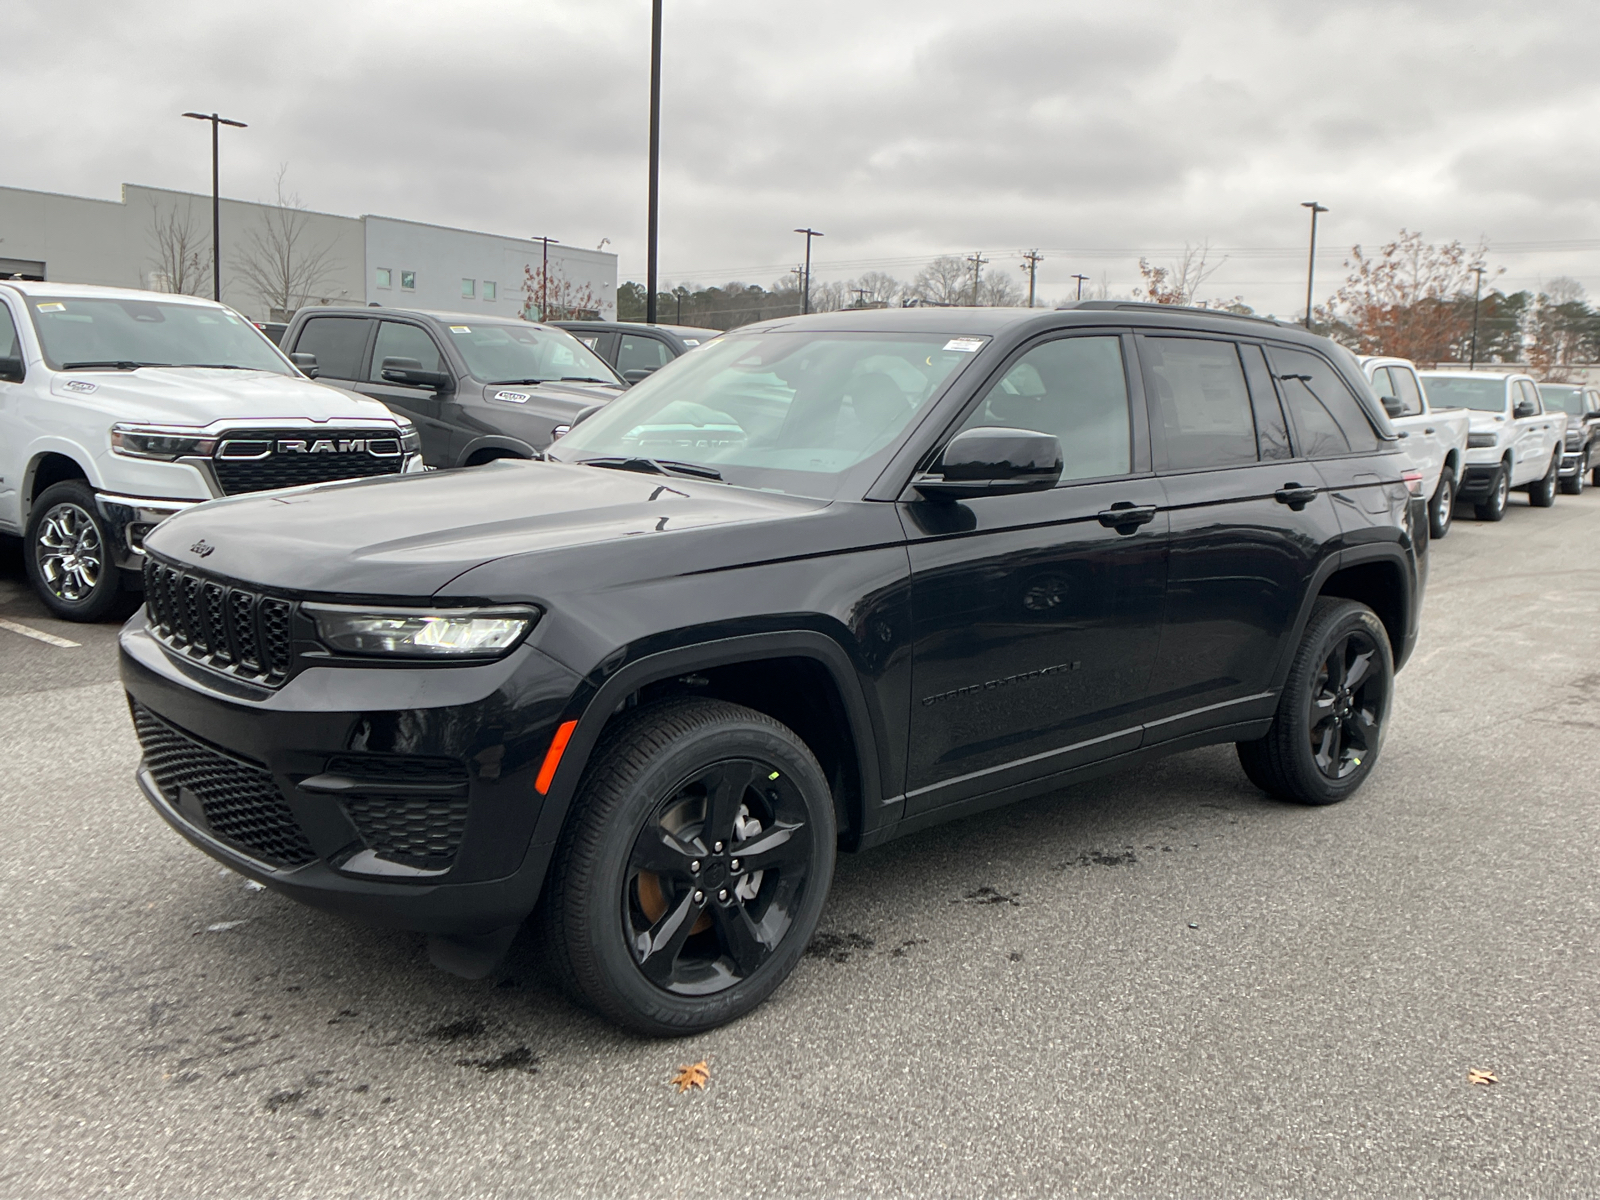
[1140,335,1342,741]
[902,330,1167,816]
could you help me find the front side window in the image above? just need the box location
[956,335,1131,482]
[294,316,371,381]
[550,331,982,499]
[1268,345,1379,456]
[444,322,617,386]
[617,334,672,375]
[27,296,292,375]
[0,302,19,362]
[370,322,443,382]
[400,270,416,291]
[1142,337,1257,471]
[1518,380,1542,412]
[375,267,392,289]
[1418,375,1509,412]
[1368,366,1394,399]
[1390,366,1424,416]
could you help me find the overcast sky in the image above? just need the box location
[9,0,1600,315]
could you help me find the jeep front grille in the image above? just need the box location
[143,555,294,685]
[211,429,403,496]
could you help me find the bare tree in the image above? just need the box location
[146,199,210,296]
[232,166,345,321]
[909,256,973,306]
[808,280,849,313]
[851,270,902,307]
[980,271,1025,307]
[1135,241,1227,306]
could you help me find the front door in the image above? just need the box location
[355,320,457,466]
[902,331,1167,816]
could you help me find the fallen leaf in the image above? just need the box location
[670,1060,709,1093]
[1468,1068,1498,1086]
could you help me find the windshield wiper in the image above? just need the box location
[558,376,618,385]
[579,456,722,481]
[61,360,171,370]
[171,363,256,370]
[488,377,557,385]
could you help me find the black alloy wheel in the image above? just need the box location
[1428,469,1455,538]
[540,697,835,1036]
[1237,597,1393,805]
[1529,452,1558,508]
[1474,464,1509,522]
[1560,450,1586,496]
[23,480,126,622]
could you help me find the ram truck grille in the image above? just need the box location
[211,429,403,496]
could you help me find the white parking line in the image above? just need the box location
[0,618,81,648]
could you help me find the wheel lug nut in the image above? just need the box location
[717,888,728,902]
[729,859,740,873]
[690,860,701,873]
[693,890,705,904]
[713,841,724,852]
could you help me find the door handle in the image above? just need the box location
[1274,484,1318,510]
[1424,427,1435,435]
[1097,502,1157,533]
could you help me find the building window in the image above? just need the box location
[400,270,416,291]
[462,278,476,299]
[483,281,497,302]
[375,267,392,289]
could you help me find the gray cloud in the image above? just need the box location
[6,0,1600,314]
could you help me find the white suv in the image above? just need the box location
[0,282,423,620]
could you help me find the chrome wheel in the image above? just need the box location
[34,502,104,603]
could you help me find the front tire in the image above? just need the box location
[1473,464,1509,522]
[1560,450,1587,496]
[539,698,836,1036]
[1236,598,1393,806]
[24,481,126,622]
[1529,452,1558,508]
[1428,469,1455,538]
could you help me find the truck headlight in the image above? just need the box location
[1566,430,1582,450]
[111,424,219,460]
[398,423,422,455]
[1466,431,1499,449]
[303,603,538,658]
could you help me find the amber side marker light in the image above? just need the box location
[536,719,579,794]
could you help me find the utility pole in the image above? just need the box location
[1021,250,1043,308]
[966,251,988,305]
[532,236,559,319]
[646,0,662,324]
[850,287,869,308]
[1301,201,1328,330]
[1072,273,1089,301]
[181,111,247,302]
[1469,264,1487,369]
[793,228,824,314]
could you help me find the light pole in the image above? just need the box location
[1021,250,1043,308]
[1072,273,1089,301]
[793,228,824,314]
[181,111,247,302]
[966,251,988,305]
[1301,201,1328,330]
[1469,264,1486,369]
[533,236,559,319]
[646,0,663,324]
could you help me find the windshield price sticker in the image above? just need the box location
[450,325,471,333]
[494,390,530,404]
[37,302,66,313]
[943,337,985,353]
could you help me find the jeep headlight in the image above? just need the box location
[304,603,538,658]
[1466,431,1499,449]
[111,424,219,460]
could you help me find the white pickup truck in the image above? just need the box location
[0,282,424,620]
[1417,370,1568,522]
[1359,356,1470,538]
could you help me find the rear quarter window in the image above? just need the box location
[1266,345,1379,456]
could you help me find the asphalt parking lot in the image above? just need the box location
[2,491,1598,1200]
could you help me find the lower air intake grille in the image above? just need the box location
[131,701,315,868]
[342,793,470,869]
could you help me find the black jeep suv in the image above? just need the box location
[121,304,1427,1035]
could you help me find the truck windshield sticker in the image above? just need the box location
[450,325,471,333]
[37,302,65,313]
[943,337,985,352]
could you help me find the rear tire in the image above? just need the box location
[1529,452,1558,507]
[1236,598,1393,806]
[23,481,126,622]
[1473,464,1509,522]
[1428,469,1455,538]
[539,697,836,1036]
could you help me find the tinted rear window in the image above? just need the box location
[294,317,371,380]
[1267,345,1379,456]
[1142,338,1258,470]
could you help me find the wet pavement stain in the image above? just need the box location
[890,938,928,958]
[425,1016,485,1042]
[457,1047,538,1074]
[806,932,875,962]
[955,886,1021,906]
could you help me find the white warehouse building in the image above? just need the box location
[0,181,617,324]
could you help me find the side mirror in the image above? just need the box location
[622,367,656,385]
[571,403,606,429]
[0,356,24,383]
[1380,395,1404,418]
[913,427,1063,500]
[380,356,453,392]
[1513,399,1538,418]
[290,351,318,377]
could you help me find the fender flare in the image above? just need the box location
[458,434,537,466]
[528,630,891,850]
[1269,545,1417,695]
[22,442,102,521]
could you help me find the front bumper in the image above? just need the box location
[1457,463,1502,500]
[1560,447,1588,477]
[120,618,581,936]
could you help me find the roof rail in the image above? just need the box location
[1055,299,1295,328]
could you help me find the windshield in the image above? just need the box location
[443,322,619,385]
[1418,375,1509,412]
[28,296,293,374]
[1539,385,1586,416]
[547,330,984,498]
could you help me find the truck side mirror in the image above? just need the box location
[1513,398,1537,418]
[290,352,318,377]
[380,356,454,392]
[1380,395,1403,418]
[0,356,24,383]
[622,367,656,385]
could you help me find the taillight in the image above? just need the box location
[1402,470,1424,496]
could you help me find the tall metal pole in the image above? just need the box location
[532,236,559,318]
[646,0,662,324]
[1021,250,1042,308]
[183,112,247,302]
[966,251,988,305]
[1072,273,1089,300]
[1469,265,1486,369]
[793,228,823,314]
[1301,201,1328,330]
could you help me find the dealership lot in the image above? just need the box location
[1,496,1597,1198]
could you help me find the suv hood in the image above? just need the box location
[48,367,400,428]
[143,458,826,596]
